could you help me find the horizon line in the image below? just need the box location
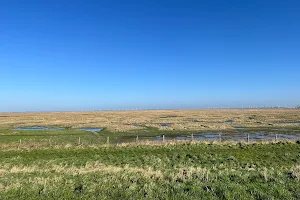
[1,106,299,113]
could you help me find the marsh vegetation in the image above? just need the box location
[0,110,299,199]
[1,109,300,132]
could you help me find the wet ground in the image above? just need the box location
[118,131,300,143]
[160,123,171,127]
[13,127,64,131]
[13,127,103,133]
[10,126,300,144]
[79,128,103,132]
[279,122,300,125]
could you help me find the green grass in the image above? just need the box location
[0,127,196,148]
[0,141,300,199]
[0,129,101,147]
[0,127,299,199]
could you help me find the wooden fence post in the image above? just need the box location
[247,134,250,143]
[18,139,21,150]
[162,135,165,142]
[107,136,109,144]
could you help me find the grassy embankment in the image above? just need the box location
[0,141,300,199]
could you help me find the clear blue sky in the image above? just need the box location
[1,0,300,111]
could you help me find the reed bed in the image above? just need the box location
[1,109,300,132]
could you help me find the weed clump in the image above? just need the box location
[289,165,300,180]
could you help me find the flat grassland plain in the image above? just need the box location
[0,109,300,199]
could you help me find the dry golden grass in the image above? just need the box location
[0,162,163,178]
[291,165,300,180]
[0,162,163,191]
[0,109,299,132]
[0,138,298,151]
